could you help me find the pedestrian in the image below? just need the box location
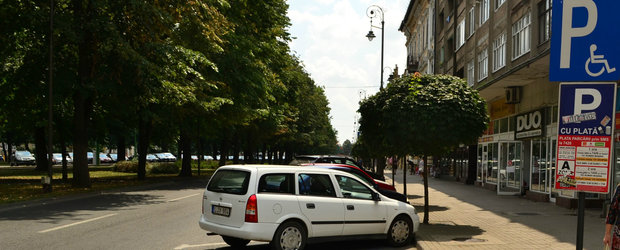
[605,184,620,249]
[418,158,424,176]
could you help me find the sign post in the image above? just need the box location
[556,83,616,249]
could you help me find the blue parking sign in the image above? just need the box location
[550,0,620,82]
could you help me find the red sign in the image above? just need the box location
[556,135,611,193]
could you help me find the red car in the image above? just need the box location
[301,163,396,191]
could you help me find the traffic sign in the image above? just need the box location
[555,82,616,193]
[549,0,620,82]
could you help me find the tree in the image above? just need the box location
[357,73,488,224]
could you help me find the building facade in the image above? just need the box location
[399,0,435,75]
[401,0,610,208]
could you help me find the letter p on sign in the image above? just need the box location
[560,0,597,69]
[574,88,601,114]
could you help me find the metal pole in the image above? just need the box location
[46,0,54,192]
[380,20,385,90]
[576,192,585,250]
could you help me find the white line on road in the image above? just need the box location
[167,193,201,202]
[173,243,227,249]
[38,213,118,233]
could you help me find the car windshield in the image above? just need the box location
[53,153,62,158]
[163,153,174,157]
[87,152,93,157]
[16,151,32,157]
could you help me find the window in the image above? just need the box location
[538,0,552,44]
[336,175,373,200]
[467,60,475,87]
[468,7,476,37]
[480,0,489,25]
[456,20,466,49]
[512,12,531,59]
[495,0,506,10]
[531,139,548,192]
[478,48,488,81]
[439,46,445,64]
[258,174,294,194]
[298,174,336,197]
[492,33,506,71]
[207,170,250,195]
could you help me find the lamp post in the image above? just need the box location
[366,5,385,90]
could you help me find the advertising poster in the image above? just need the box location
[556,83,616,193]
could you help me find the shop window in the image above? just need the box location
[487,143,498,184]
[530,139,548,192]
[509,116,516,132]
[493,120,499,134]
[500,117,508,133]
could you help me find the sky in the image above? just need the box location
[287,0,410,145]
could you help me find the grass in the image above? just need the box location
[0,165,216,205]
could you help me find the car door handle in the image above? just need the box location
[347,205,354,210]
[306,203,315,209]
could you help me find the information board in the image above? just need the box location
[555,82,616,193]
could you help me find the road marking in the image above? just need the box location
[38,213,118,233]
[167,193,201,202]
[173,243,227,249]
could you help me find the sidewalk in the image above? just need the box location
[385,170,605,250]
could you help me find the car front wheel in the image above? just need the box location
[221,236,250,248]
[387,215,413,247]
[271,221,306,250]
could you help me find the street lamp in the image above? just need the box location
[366,5,385,90]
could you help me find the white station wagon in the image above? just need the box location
[199,165,419,249]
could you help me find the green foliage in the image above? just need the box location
[357,74,489,157]
[112,160,141,173]
[147,162,179,174]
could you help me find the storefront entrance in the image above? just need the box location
[529,137,558,201]
[478,141,523,195]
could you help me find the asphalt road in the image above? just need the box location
[0,180,416,250]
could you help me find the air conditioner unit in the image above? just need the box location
[505,86,521,104]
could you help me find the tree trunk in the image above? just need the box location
[61,139,68,181]
[179,127,192,177]
[71,0,96,188]
[376,157,386,177]
[34,126,49,171]
[423,155,429,224]
[218,138,229,167]
[117,134,126,162]
[137,116,152,180]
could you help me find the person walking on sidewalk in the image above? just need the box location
[604,184,620,249]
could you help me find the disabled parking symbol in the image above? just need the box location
[585,44,616,77]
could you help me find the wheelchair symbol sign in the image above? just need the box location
[586,44,616,77]
[550,0,620,82]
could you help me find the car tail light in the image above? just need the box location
[202,194,207,214]
[245,194,258,223]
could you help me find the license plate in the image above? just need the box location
[212,205,231,217]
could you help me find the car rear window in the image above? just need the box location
[207,170,251,195]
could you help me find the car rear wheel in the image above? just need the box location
[271,221,306,250]
[387,215,413,247]
[221,236,250,248]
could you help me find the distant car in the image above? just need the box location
[87,152,94,164]
[99,153,113,163]
[52,153,63,164]
[155,152,176,162]
[67,152,74,163]
[14,151,36,166]
[146,154,159,162]
[108,153,122,162]
[199,165,419,249]
[291,155,385,181]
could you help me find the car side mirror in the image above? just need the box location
[372,192,381,201]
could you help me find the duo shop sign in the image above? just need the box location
[555,83,616,193]
[515,109,545,139]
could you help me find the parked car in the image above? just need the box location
[52,153,63,164]
[67,152,74,163]
[199,165,419,249]
[108,153,123,162]
[146,154,159,162]
[87,152,94,164]
[302,163,407,203]
[155,152,176,162]
[99,153,113,163]
[291,155,385,181]
[14,150,36,165]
